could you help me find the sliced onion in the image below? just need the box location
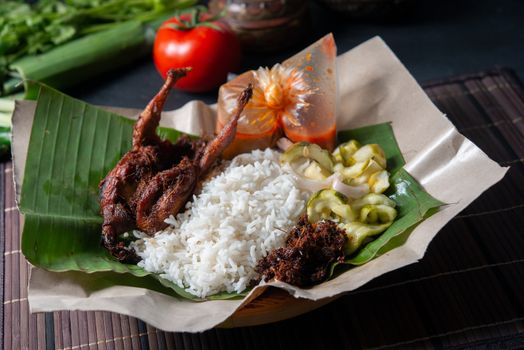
[285,164,336,192]
[294,174,336,192]
[276,137,294,152]
[286,165,371,198]
[332,175,369,199]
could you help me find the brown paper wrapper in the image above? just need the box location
[12,36,508,332]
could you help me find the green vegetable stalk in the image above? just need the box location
[0,97,15,159]
[17,20,154,99]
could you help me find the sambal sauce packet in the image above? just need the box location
[217,34,337,158]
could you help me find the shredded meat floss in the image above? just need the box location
[256,215,346,287]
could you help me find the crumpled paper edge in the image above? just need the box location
[12,36,508,332]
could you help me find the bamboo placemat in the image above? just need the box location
[2,68,524,349]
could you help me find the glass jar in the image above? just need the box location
[209,0,310,52]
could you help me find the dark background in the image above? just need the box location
[68,0,524,110]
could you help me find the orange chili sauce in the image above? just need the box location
[220,122,283,159]
[221,124,336,159]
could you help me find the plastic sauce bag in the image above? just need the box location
[217,33,337,158]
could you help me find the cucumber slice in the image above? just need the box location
[306,189,355,223]
[333,140,361,166]
[349,144,386,169]
[281,142,334,173]
[342,222,392,255]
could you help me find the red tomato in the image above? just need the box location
[153,13,241,93]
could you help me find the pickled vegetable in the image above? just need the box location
[342,222,393,255]
[349,144,386,169]
[351,193,396,211]
[359,204,397,224]
[333,140,360,166]
[281,142,334,173]
[304,161,331,180]
[307,189,354,223]
[334,142,390,194]
[292,139,397,257]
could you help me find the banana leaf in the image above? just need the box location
[19,84,442,301]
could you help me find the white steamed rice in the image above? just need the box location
[131,148,309,298]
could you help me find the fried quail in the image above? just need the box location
[99,68,252,262]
